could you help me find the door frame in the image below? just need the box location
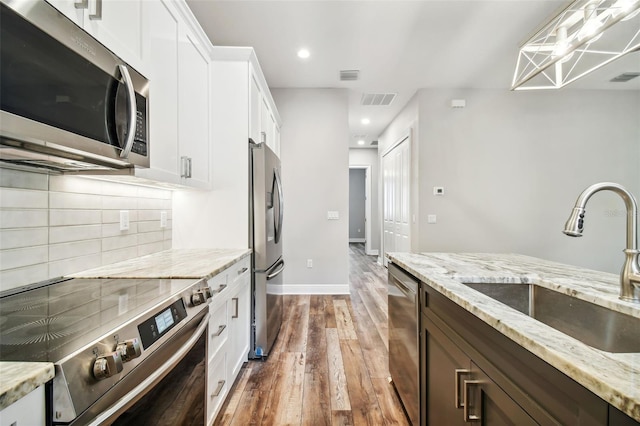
[349,165,373,255]
[380,129,412,267]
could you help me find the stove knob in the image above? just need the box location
[191,289,207,306]
[116,338,142,363]
[204,286,214,299]
[93,352,123,380]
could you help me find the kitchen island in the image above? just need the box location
[388,252,640,423]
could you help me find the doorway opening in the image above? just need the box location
[349,165,372,256]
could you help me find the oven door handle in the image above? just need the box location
[88,312,210,426]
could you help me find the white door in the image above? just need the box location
[382,136,411,265]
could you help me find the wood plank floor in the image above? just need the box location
[214,243,410,425]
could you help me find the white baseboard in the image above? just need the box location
[279,284,350,295]
[349,238,365,243]
[366,249,379,256]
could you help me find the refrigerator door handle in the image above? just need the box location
[273,168,284,244]
[266,258,285,281]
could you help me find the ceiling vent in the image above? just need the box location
[352,134,367,140]
[610,72,640,83]
[361,93,396,106]
[370,141,379,146]
[340,70,360,81]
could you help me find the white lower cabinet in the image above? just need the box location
[0,386,46,426]
[206,257,251,425]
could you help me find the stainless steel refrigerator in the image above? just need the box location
[249,140,284,358]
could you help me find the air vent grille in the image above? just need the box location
[370,141,379,146]
[610,72,640,82]
[352,134,367,140]
[340,70,360,81]
[361,93,396,106]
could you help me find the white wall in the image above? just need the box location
[272,88,350,293]
[349,148,380,254]
[380,88,639,274]
[0,169,172,292]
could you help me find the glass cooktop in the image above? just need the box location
[0,277,200,363]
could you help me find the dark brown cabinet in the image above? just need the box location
[418,278,638,426]
[422,312,536,425]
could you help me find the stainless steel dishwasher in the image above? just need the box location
[388,262,420,424]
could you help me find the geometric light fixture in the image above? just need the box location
[511,0,640,90]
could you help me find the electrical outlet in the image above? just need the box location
[119,210,130,231]
[160,211,167,228]
[307,259,313,268]
[427,214,437,224]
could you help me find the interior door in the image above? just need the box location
[382,136,411,265]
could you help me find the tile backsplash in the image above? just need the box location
[0,169,172,292]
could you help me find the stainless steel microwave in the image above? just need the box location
[0,0,149,172]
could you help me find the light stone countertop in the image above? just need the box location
[70,248,252,279]
[387,252,640,421]
[0,362,54,410]
[1,248,250,413]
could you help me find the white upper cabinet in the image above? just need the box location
[137,0,212,189]
[177,25,211,187]
[139,0,179,183]
[249,72,262,145]
[46,0,145,75]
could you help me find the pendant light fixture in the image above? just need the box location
[511,0,640,90]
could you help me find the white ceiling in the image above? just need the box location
[186,0,640,148]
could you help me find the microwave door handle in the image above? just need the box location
[118,64,137,159]
[274,169,284,244]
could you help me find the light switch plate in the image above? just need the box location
[427,214,437,224]
[119,210,130,231]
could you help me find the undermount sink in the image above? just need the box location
[461,282,640,353]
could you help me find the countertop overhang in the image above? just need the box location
[387,252,640,421]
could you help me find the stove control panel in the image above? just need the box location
[138,299,188,349]
[93,352,123,380]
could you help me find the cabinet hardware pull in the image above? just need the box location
[238,267,248,275]
[180,156,188,178]
[454,369,471,408]
[463,380,482,422]
[212,325,226,337]
[211,380,225,398]
[74,0,88,9]
[89,0,102,20]
[232,297,239,318]
[186,157,192,178]
[218,284,227,292]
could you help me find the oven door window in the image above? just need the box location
[112,332,206,426]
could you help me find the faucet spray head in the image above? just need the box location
[563,207,586,237]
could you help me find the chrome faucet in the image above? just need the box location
[563,182,640,302]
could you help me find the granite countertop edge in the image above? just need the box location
[387,252,640,422]
[69,248,252,280]
[0,362,54,410]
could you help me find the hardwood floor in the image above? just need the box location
[214,243,410,425]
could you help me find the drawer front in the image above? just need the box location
[229,257,251,287]
[208,302,228,363]
[207,351,227,425]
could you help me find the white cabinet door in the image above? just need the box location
[47,0,145,75]
[228,264,251,381]
[249,71,262,144]
[138,0,180,182]
[178,27,211,188]
[83,0,144,73]
[0,386,46,426]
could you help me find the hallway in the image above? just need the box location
[214,243,409,425]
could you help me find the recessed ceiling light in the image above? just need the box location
[361,118,370,125]
[297,49,310,59]
[357,140,365,145]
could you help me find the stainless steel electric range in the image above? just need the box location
[0,276,214,425]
